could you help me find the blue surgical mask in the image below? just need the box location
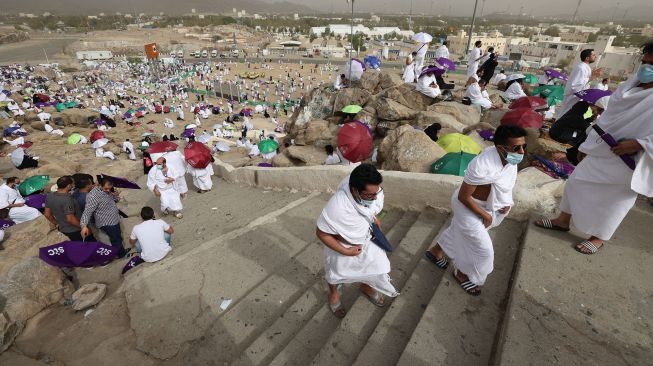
[637,64,653,84]
[505,151,523,165]
[157,165,163,170]
[359,198,375,207]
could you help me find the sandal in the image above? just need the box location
[425,251,449,269]
[329,284,346,318]
[574,240,602,255]
[361,288,386,307]
[534,218,570,232]
[453,269,481,296]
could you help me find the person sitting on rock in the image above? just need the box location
[129,206,174,263]
[44,121,64,137]
[0,177,41,224]
[465,79,498,110]
[333,74,346,90]
[324,145,341,165]
[504,75,528,101]
[416,69,442,99]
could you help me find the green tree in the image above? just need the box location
[349,32,367,52]
[309,32,317,42]
[587,32,599,42]
[543,26,560,37]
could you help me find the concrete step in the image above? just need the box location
[308,209,448,366]
[396,219,525,366]
[265,210,422,366]
[493,206,653,366]
[352,215,453,366]
[229,210,406,366]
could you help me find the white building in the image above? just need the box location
[446,30,508,56]
[310,24,413,39]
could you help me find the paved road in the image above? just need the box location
[0,38,75,65]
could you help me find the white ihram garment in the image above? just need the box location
[557,62,591,118]
[316,177,398,297]
[437,147,517,286]
[413,43,429,77]
[187,164,214,191]
[147,167,183,212]
[467,47,482,77]
[0,184,41,224]
[402,59,416,83]
[504,82,527,101]
[161,151,188,194]
[416,74,441,98]
[560,75,653,240]
[95,148,116,160]
[465,82,492,109]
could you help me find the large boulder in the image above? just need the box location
[482,108,509,128]
[53,109,97,128]
[513,167,565,216]
[379,83,436,111]
[378,125,446,173]
[292,119,336,147]
[427,102,482,127]
[271,152,298,167]
[72,283,107,311]
[525,128,567,160]
[376,98,419,121]
[355,106,379,131]
[287,87,336,135]
[0,257,70,347]
[285,145,326,166]
[378,72,404,90]
[414,111,467,132]
[352,72,381,93]
[332,88,371,114]
[376,119,415,137]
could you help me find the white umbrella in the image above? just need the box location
[185,123,197,129]
[197,133,211,144]
[10,148,24,167]
[254,105,264,113]
[141,132,153,137]
[91,138,108,148]
[344,59,365,81]
[215,142,230,152]
[507,73,526,82]
[412,32,433,43]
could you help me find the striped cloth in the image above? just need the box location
[80,187,121,228]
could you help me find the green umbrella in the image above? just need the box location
[55,103,66,112]
[67,133,81,144]
[258,139,279,154]
[65,101,77,108]
[524,73,538,84]
[532,85,564,106]
[341,105,363,114]
[18,175,50,196]
[431,152,477,177]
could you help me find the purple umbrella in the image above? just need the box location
[544,69,568,81]
[123,112,132,119]
[436,57,456,71]
[257,163,273,167]
[574,89,612,105]
[591,124,636,170]
[0,219,15,229]
[39,241,118,268]
[122,255,145,274]
[96,174,141,189]
[182,128,195,138]
[94,119,106,126]
[24,193,47,209]
[477,129,495,141]
[420,66,446,78]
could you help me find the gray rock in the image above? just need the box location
[427,101,482,127]
[376,98,419,121]
[352,71,381,93]
[379,84,436,111]
[0,312,23,354]
[378,125,446,173]
[332,88,371,114]
[287,87,337,135]
[285,145,326,166]
[378,72,404,90]
[71,283,107,311]
[414,111,466,132]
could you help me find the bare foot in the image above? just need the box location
[360,283,385,306]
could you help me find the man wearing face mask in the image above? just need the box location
[44,175,95,242]
[425,125,527,296]
[536,41,653,255]
[0,177,42,224]
[146,157,183,219]
[316,164,399,318]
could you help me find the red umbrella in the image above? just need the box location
[135,111,144,118]
[337,121,373,163]
[90,130,106,143]
[509,96,548,110]
[501,107,544,129]
[184,141,212,169]
[147,141,178,154]
[18,141,33,149]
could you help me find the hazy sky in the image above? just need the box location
[269,0,653,17]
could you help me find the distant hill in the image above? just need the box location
[3,0,313,16]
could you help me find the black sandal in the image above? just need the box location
[453,269,481,296]
[425,251,449,269]
[534,218,570,232]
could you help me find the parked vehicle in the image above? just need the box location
[194,50,202,58]
[201,50,208,58]
[176,50,184,58]
[210,50,218,58]
[231,49,240,57]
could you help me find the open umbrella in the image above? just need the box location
[0,219,15,229]
[344,58,366,81]
[123,112,132,120]
[67,133,82,144]
[10,148,24,167]
[90,130,106,143]
[122,255,145,274]
[364,55,381,69]
[181,128,195,138]
[437,133,482,155]
[509,96,548,110]
[184,141,212,169]
[97,174,141,189]
[147,141,178,154]
[240,108,253,117]
[55,103,66,112]
[420,66,446,78]
[141,132,153,138]
[531,85,564,106]
[184,123,198,129]
[501,107,544,129]
[477,129,495,141]
[436,57,456,71]
[258,139,279,154]
[342,104,363,114]
[574,88,612,105]
[431,152,477,176]
[412,32,433,43]
[254,104,264,113]
[544,68,568,81]
[39,241,118,268]
[3,127,19,137]
[24,193,47,209]
[337,121,373,163]
[215,142,231,152]
[18,142,33,149]
[523,73,539,84]
[91,138,109,149]
[18,175,50,196]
